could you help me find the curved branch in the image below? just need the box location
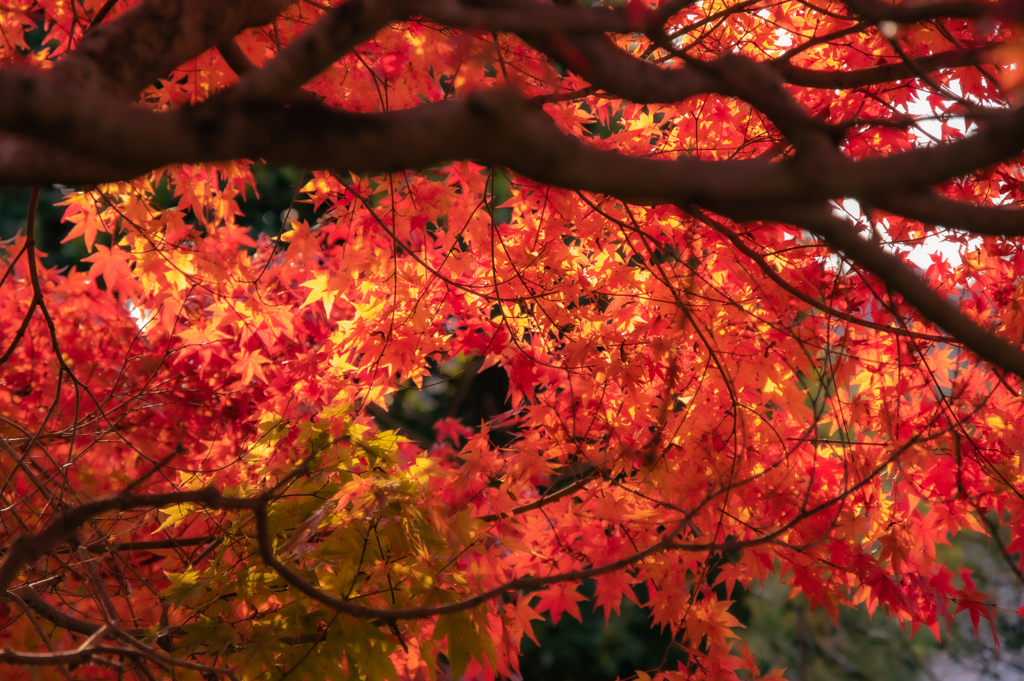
[0,638,238,680]
[230,0,409,102]
[54,0,295,96]
[216,39,258,76]
[687,206,956,344]
[874,191,1024,237]
[418,0,672,34]
[841,0,991,23]
[3,585,149,638]
[738,203,1024,379]
[773,47,991,89]
[0,488,261,594]
[4,72,1024,216]
[253,500,677,623]
[476,475,597,522]
[521,7,992,102]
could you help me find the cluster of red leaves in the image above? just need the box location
[1,1,1024,680]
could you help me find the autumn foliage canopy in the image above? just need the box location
[3,0,1024,679]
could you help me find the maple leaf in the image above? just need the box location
[57,192,105,252]
[533,583,587,624]
[955,567,997,640]
[592,570,641,621]
[504,598,544,645]
[300,270,341,317]
[231,349,272,384]
[434,416,474,444]
[82,244,138,296]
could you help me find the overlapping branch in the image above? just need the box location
[0,1,1017,368]
[1,70,1021,209]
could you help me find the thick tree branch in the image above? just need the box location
[230,0,410,102]
[0,488,261,594]
[741,203,1024,379]
[875,191,1024,237]
[417,0,664,33]
[0,636,238,680]
[3,72,1024,214]
[216,39,258,76]
[0,0,297,186]
[519,28,717,104]
[53,0,295,96]
[521,9,992,103]
[687,207,956,343]
[841,0,991,23]
[773,47,991,89]
[3,585,149,638]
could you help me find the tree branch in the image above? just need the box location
[3,72,1023,217]
[0,488,261,594]
[875,191,1024,237]
[773,47,991,89]
[230,0,409,102]
[738,203,1024,379]
[253,499,678,623]
[3,585,149,638]
[53,0,295,96]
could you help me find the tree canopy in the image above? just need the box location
[2,0,1024,679]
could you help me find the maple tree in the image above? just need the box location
[2,0,1024,679]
